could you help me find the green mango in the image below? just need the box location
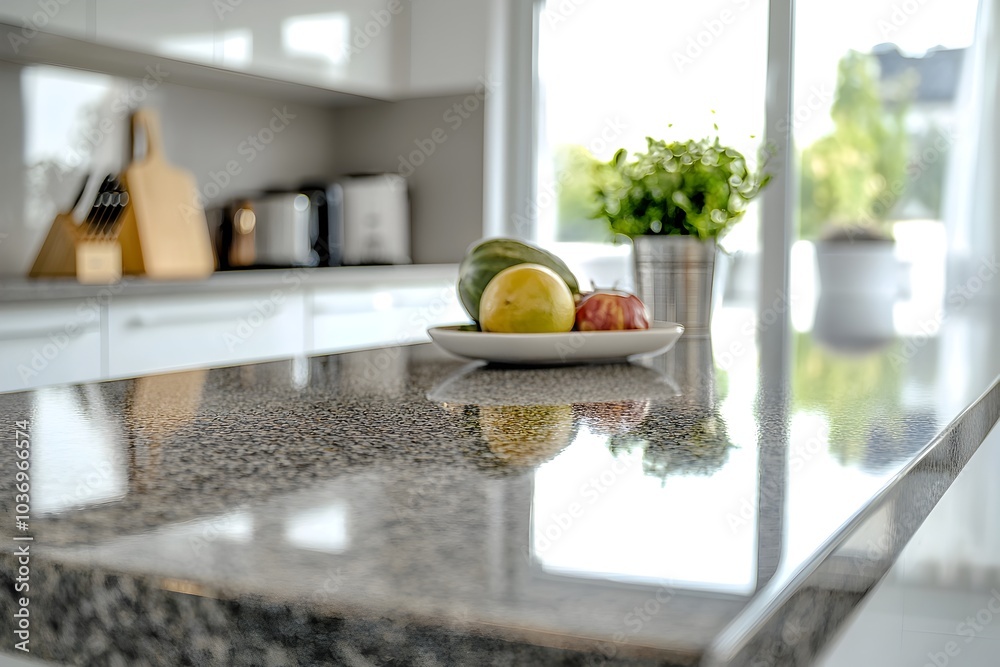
[458,238,580,324]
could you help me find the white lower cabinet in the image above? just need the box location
[2,267,466,390]
[0,301,102,393]
[311,284,466,353]
[107,292,306,378]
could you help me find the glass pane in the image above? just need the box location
[535,0,770,256]
[789,0,981,550]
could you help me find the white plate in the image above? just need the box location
[427,321,684,365]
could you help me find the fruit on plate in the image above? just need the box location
[575,290,650,331]
[458,238,580,324]
[480,264,576,333]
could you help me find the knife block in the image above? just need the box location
[29,212,123,284]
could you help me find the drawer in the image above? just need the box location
[107,291,306,378]
[311,284,468,354]
[0,301,103,393]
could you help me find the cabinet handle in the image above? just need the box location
[126,307,284,328]
[312,305,383,316]
[0,322,100,342]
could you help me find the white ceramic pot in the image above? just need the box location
[814,240,900,297]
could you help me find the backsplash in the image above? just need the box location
[0,60,340,276]
[0,61,485,276]
[333,93,485,265]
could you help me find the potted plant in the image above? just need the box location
[592,134,770,335]
[800,50,914,296]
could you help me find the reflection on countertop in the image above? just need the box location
[2,286,1000,665]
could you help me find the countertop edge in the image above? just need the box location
[703,372,1000,666]
[0,264,460,303]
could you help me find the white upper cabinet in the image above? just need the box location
[3,0,491,100]
[95,0,219,67]
[218,0,410,99]
[0,0,88,40]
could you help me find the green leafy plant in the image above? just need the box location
[593,135,771,240]
[799,50,914,240]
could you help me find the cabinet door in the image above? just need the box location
[95,0,218,66]
[223,0,406,97]
[311,283,467,354]
[0,0,88,40]
[0,301,102,393]
[107,291,306,378]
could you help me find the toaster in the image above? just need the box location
[218,192,318,269]
[338,174,411,266]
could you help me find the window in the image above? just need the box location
[534,0,770,255]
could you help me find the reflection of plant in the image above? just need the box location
[792,332,904,465]
[799,51,914,240]
[608,406,733,484]
[594,136,770,240]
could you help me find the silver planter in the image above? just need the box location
[633,235,717,337]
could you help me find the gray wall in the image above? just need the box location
[0,62,25,276]
[333,94,484,264]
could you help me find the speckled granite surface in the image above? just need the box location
[1,300,1000,666]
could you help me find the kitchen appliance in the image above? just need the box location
[217,174,410,269]
[299,182,343,267]
[338,174,410,265]
[219,192,318,269]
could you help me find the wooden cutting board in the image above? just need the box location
[120,109,214,279]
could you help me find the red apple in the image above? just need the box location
[572,400,650,435]
[575,291,649,331]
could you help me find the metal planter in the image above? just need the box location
[633,235,717,337]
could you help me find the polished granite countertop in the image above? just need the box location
[2,293,1000,666]
[0,264,458,303]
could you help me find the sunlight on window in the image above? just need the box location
[793,0,979,146]
[536,0,769,247]
[793,0,980,240]
[21,66,126,229]
[22,66,119,167]
[282,13,351,65]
